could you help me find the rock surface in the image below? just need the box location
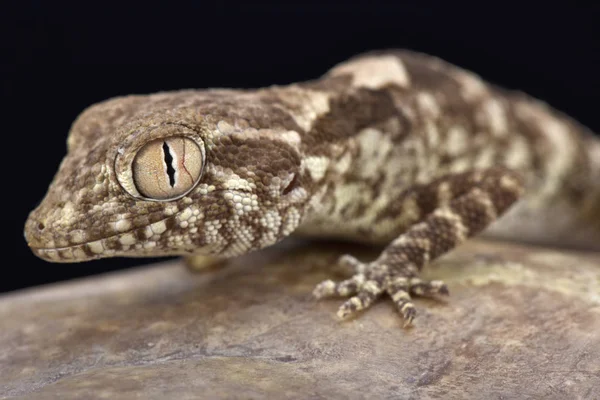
[2,239,600,399]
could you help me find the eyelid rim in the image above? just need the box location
[114,126,206,202]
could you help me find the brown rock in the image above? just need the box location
[2,239,600,399]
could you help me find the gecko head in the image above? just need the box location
[25,93,309,262]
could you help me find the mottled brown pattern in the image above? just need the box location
[305,88,400,148]
[24,49,600,325]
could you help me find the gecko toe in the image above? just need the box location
[408,278,449,297]
[386,277,417,325]
[336,287,382,319]
[312,279,337,299]
[313,274,367,299]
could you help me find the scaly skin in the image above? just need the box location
[24,50,600,326]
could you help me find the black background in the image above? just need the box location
[3,2,600,293]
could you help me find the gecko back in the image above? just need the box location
[291,50,600,251]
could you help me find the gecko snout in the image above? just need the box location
[24,212,87,263]
[23,213,50,249]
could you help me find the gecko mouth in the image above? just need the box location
[27,216,182,263]
[31,243,112,263]
[29,236,194,263]
[26,189,243,263]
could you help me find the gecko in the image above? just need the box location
[24,50,600,327]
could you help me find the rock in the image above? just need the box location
[1,239,600,399]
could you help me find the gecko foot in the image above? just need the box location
[313,255,448,327]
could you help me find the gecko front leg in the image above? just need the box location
[313,167,525,326]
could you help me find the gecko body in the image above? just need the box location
[25,50,600,325]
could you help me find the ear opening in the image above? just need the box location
[282,173,300,195]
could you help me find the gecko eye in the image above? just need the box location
[131,137,203,200]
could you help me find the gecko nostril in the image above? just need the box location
[37,222,45,231]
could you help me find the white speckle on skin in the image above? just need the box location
[70,230,87,244]
[482,98,508,136]
[437,182,452,204]
[473,147,497,169]
[164,205,178,216]
[150,220,167,234]
[355,128,393,178]
[72,248,87,259]
[416,92,440,118]
[329,55,410,89]
[87,240,104,254]
[119,233,136,246]
[281,207,301,236]
[280,130,302,147]
[395,196,421,228]
[41,249,60,261]
[115,219,131,232]
[433,208,468,241]
[217,120,235,134]
[143,226,153,239]
[333,152,352,174]
[503,135,531,169]
[454,70,488,101]
[224,176,254,191]
[424,120,440,148]
[279,88,330,132]
[449,158,472,174]
[58,248,74,260]
[286,187,308,203]
[260,210,282,231]
[445,126,469,156]
[179,208,192,221]
[303,156,330,182]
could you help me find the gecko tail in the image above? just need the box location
[588,136,600,188]
[483,135,600,251]
[567,135,600,249]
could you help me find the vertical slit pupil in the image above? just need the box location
[162,142,176,187]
